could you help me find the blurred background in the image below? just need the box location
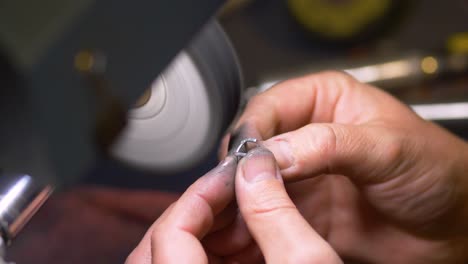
[7,0,468,263]
[87,0,468,193]
[220,0,468,136]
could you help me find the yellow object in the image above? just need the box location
[74,50,95,72]
[420,56,439,75]
[288,0,391,39]
[447,32,468,54]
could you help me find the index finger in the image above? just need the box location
[127,156,237,264]
[238,71,404,139]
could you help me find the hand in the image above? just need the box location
[127,149,342,263]
[211,71,468,263]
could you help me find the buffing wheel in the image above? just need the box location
[111,22,242,172]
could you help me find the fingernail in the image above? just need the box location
[214,155,238,187]
[212,156,237,175]
[219,155,237,168]
[263,138,294,170]
[241,147,279,183]
[207,155,237,176]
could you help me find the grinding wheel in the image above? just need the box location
[111,22,242,172]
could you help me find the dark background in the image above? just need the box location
[8,1,468,263]
[88,0,468,193]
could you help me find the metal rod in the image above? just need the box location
[0,174,53,244]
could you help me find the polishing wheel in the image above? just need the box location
[111,22,242,172]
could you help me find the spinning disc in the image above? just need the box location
[111,22,242,172]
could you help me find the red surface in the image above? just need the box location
[8,186,179,264]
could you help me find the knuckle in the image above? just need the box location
[311,124,338,153]
[384,135,405,162]
[378,129,406,165]
[312,70,359,96]
[251,198,296,216]
[318,70,350,79]
[300,124,338,168]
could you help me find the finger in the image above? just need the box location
[204,213,253,256]
[263,123,414,184]
[220,71,414,157]
[126,204,175,264]
[239,71,401,137]
[127,156,237,264]
[236,147,342,263]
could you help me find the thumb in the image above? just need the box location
[235,147,341,264]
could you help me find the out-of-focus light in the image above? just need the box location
[74,51,95,72]
[344,59,415,83]
[420,56,439,74]
[254,83,468,121]
[447,32,468,54]
[258,81,278,93]
[344,65,380,83]
[412,102,468,120]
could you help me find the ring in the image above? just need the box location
[233,138,259,159]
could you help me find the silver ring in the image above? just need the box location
[233,138,259,159]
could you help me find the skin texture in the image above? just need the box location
[126,156,239,264]
[128,71,468,263]
[211,71,468,263]
[127,150,342,264]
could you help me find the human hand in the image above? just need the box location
[212,71,468,263]
[127,149,341,263]
[125,156,238,264]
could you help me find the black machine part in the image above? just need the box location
[0,0,227,188]
[0,0,242,255]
